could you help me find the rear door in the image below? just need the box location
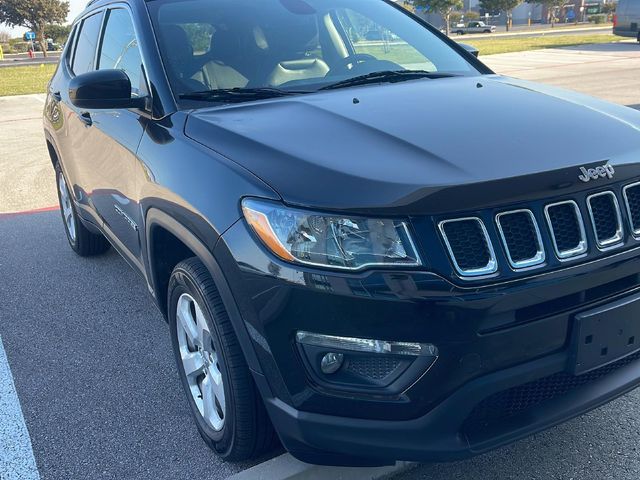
[617,0,633,33]
[628,0,640,34]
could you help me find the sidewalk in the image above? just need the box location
[0,94,57,213]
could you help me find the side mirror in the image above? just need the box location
[69,69,145,109]
[459,43,479,58]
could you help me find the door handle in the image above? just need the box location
[52,91,62,101]
[78,111,92,126]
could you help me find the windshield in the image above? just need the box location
[147,0,481,101]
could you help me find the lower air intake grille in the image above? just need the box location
[463,350,640,436]
[346,356,401,380]
[588,192,622,247]
[624,182,640,235]
[496,210,544,268]
[545,201,586,258]
[439,218,496,277]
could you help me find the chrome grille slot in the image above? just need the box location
[587,192,623,248]
[439,218,497,277]
[623,182,640,237]
[496,210,545,269]
[436,181,640,281]
[544,200,587,260]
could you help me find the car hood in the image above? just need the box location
[185,75,640,215]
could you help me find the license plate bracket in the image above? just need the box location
[570,292,640,375]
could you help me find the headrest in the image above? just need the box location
[210,27,247,64]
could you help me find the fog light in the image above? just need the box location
[320,352,344,374]
[295,331,438,394]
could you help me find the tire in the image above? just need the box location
[168,257,277,461]
[457,30,464,35]
[55,163,110,256]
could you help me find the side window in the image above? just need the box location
[98,9,145,97]
[336,9,436,71]
[72,12,104,75]
[179,23,214,56]
[65,25,78,66]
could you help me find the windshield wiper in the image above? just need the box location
[319,70,458,91]
[179,87,310,103]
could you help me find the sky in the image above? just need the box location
[1,0,86,37]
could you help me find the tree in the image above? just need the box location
[0,0,69,57]
[0,29,10,43]
[526,0,568,27]
[44,23,71,45]
[414,0,463,36]
[602,2,617,15]
[479,0,522,30]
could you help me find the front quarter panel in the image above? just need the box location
[136,110,280,266]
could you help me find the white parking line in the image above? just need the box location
[0,335,40,480]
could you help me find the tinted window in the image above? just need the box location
[98,9,145,96]
[72,12,104,75]
[180,23,214,55]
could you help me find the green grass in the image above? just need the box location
[0,64,57,96]
[350,34,622,67]
[459,33,622,56]
[356,44,427,65]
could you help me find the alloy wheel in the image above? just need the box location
[176,293,226,431]
[58,173,76,242]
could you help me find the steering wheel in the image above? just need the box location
[331,53,377,75]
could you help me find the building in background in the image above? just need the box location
[415,0,613,27]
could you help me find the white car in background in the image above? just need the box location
[454,21,496,35]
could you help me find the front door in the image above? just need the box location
[71,7,149,265]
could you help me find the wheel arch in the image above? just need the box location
[44,131,61,168]
[145,208,265,376]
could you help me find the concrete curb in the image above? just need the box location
[227,454,415,480]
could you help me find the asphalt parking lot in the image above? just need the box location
[0,212,272,480]
[1,42,640,480]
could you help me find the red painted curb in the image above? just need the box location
[0,205,60,218]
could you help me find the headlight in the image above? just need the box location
[242,198,421,270]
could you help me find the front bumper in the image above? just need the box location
[215,219,640,465]
[263,346,640,465]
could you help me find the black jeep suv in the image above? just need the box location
[44,0,640,467]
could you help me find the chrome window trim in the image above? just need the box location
[544,200,588,260]
[438,217,498,278]
[495,209,545,270]
[622,181,640,238]
[587,191,624,249]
